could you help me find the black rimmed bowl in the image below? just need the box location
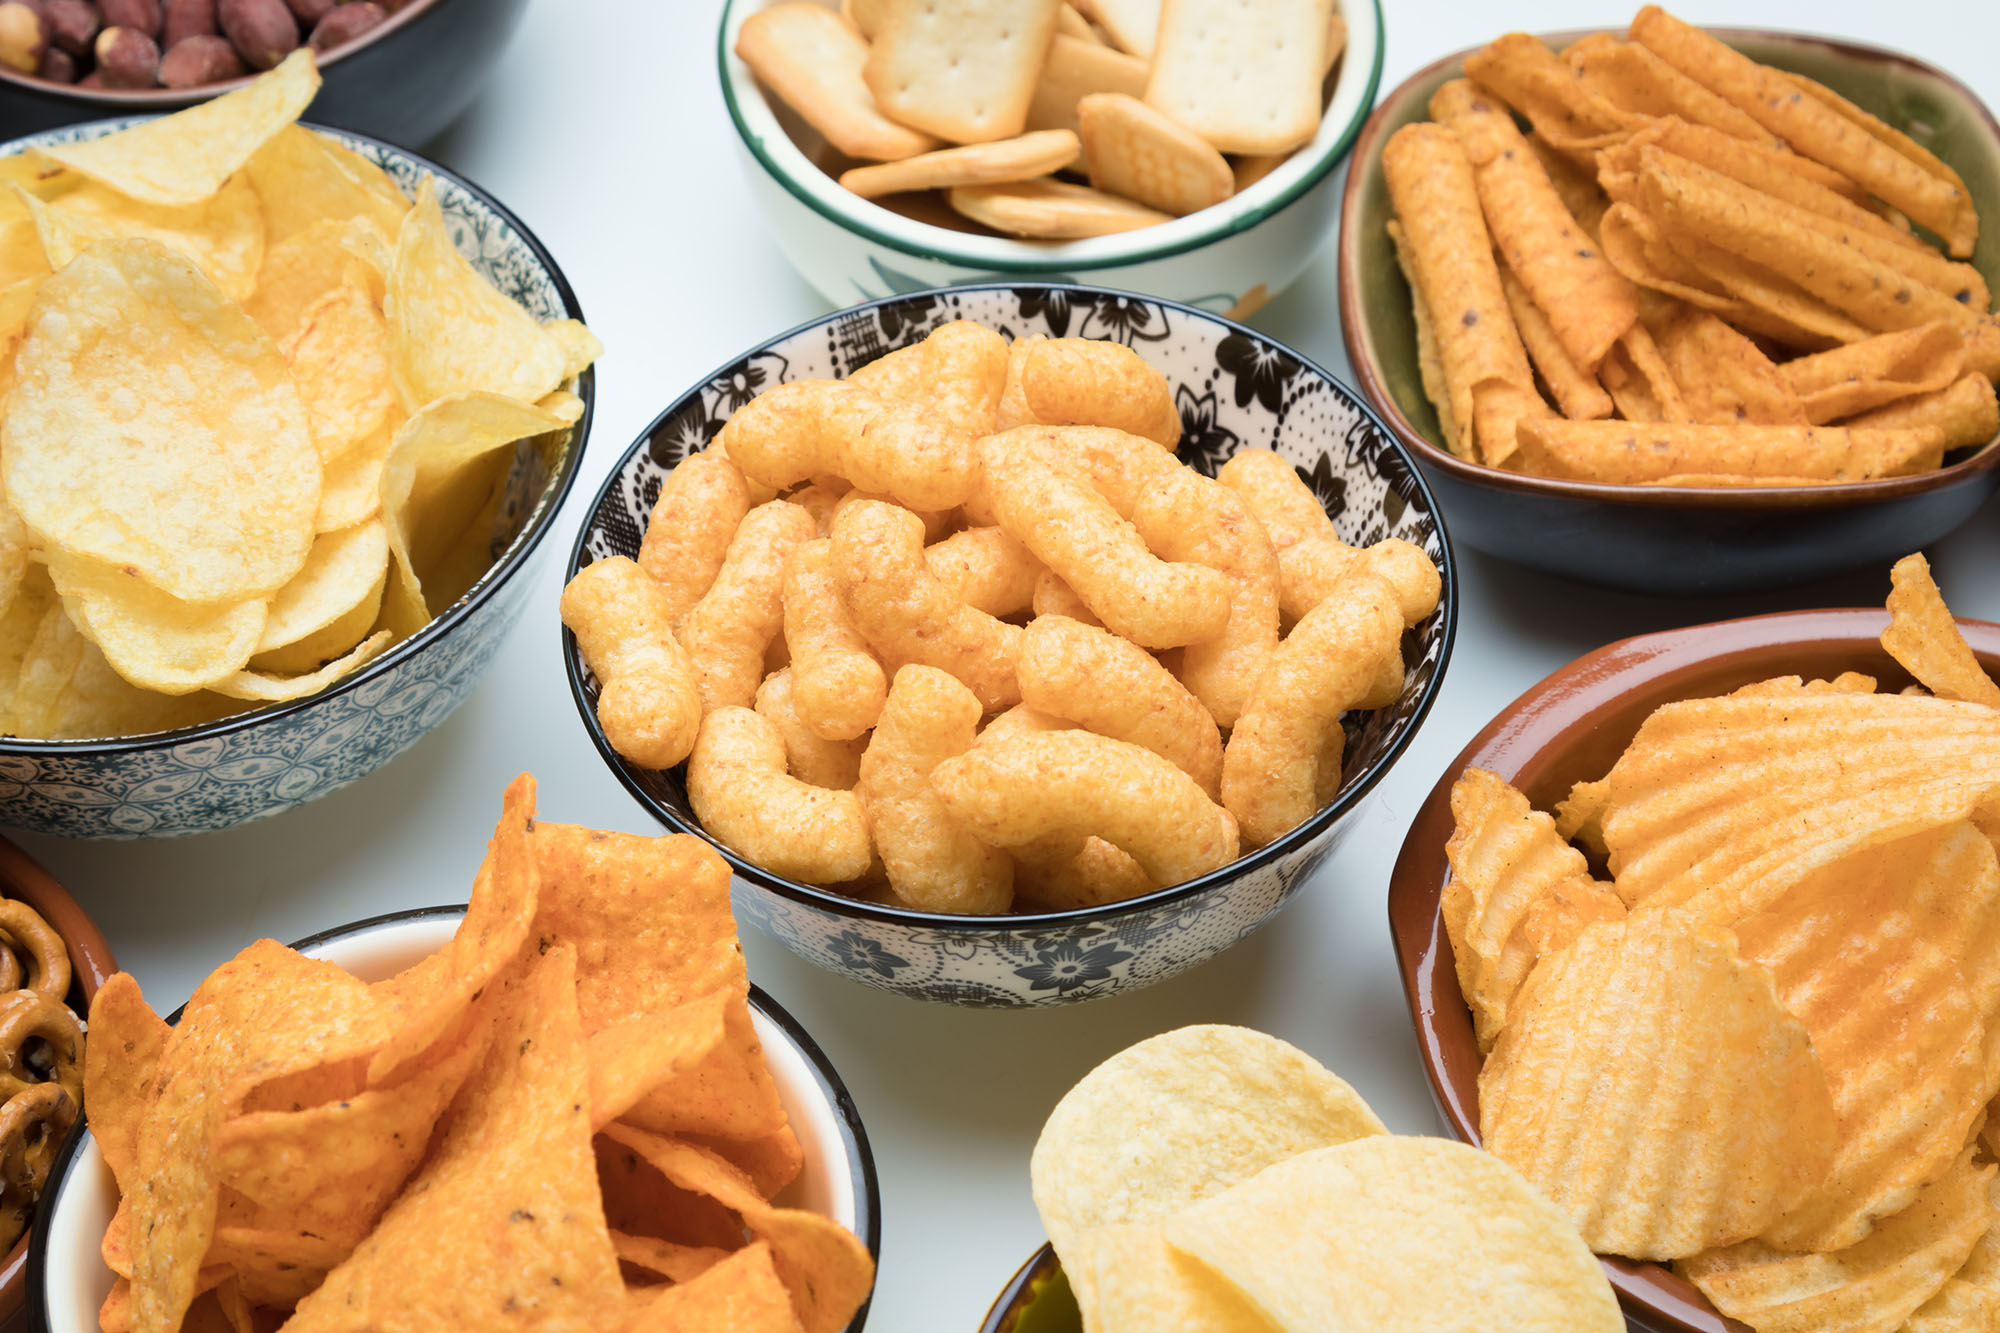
[0,0,530,147]
[981,1245,1076,1333]
[1337,27,2000,596]
[26,905,882,1333]
[564,284,1456,1008]
[0,120,591,840]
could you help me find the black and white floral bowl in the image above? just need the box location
[565,285,1455,1009]
[0,121,592,841]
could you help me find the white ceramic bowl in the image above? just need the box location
[26,907,881,1332]
[717,0,1384,315]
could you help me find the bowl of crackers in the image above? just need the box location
[563,283,1454,1008]
[0,57,598,839]
[720,0,1381,318]
[1388,554,2000,1332]
[1339,6,2000,596]
[28,778,881,1332]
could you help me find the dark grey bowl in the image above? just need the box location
[0,120,591,840]
[564,283,1456,1008]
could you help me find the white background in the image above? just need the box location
[15,1,2000,1328]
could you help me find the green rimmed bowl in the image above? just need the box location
[718,0,1382,316]
[1338,28,2000,595]
[980,1246,1077,1333]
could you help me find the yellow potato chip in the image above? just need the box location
[1904,1184,2000,1332]
[256,520,389,660]
[206,629,392,702]
[1479,909,1836,1260]
[244,124,410,247]
[3,587,86,735]
[245,218,381,343]
[1519,874,1626,959]
[41,175,266,303]
[31,49,319,208]
[38,625,245,738]
[1884,553,2000,709]
[1029,1025,1385,1262]
[316,420,394,533]
[1164,1137,1625,1331]
[1070,1222,1272,1332]
[1680,1146,1996,1333]
[46,551,267,696]
[282,279,397,461]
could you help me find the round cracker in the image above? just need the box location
[948,178,1170,238]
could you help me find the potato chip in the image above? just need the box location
[1904,1184,2000,1332]
[1884,553,2000,709]
[244,125,410,248]
[1165,1137,1625,1331]
[245,218,384,343]
[4,591,87,736]
[1519,875,1626,958]
[47,551,267,696]
[283,279,397,461]
[1071,1222,1273,1332]
[617,1241,805,1333]
[1479,909,1836,1259]
[31,49,318,207]
[18,176,266,304]
[36,619,246,738]
[255,520,389,661]
[6,239,318,605]
[206,629,393,702]
[315,421,393,534]
[1680,1146,1996,1333]
[1029,1025,1384,1262]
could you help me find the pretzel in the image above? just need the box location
[0,900,70,1002]
[0,1081,74,1252]
[0,988,84,1110]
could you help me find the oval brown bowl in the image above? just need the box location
[1338,28,2000,595]
[0,837,116,1325]
[1386,608,2000,1333]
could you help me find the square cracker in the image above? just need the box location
[865,0,1065,144]
[1145,0,1334,155]
[1026,34,1149,136]
[1072,0,1160,57]
[737,3,940,161]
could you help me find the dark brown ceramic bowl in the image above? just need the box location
[1338,29,2000,596]
[0,0,529,147]
[1386,607,2000,1333]
[0,837,115,1326]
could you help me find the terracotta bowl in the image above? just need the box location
[1386,607,2000,1333]
[980,1244,1077,1333]
[0,0,531,147]
[1338,29,2000,596]
[0,837,116,1326]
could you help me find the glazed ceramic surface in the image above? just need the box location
[1387,609,2000,1333]
[0,122,591,841]
[568,284,1455,1007]
[716,0,1383,315]
[981,1245,1079,1333]
[1339,30,2000,595]
[26,905,882,1333]
[0,0,531,147]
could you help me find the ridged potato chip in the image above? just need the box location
[1904,1183,2000,1332]
[1479,909,1837,1259]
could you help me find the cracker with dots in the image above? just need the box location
[1079,93,1234,216]
[737,3,940,162]
[865,0,1066,145]
[1145,0,1335,155]
[1026,34,1150,137]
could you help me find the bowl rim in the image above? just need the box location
[0,118,594,757]
[979,1242,1065,1333]
[1335,24,2000,511]
[715,0,1386,273]
[562,279,1459,933]
[22,902,885,1333]
[0,0,449,107]
[1385,606,2000,1333]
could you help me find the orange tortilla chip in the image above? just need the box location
[610,1230,733,1284]
[1650,307,1806,426]
[82,972,170,1195]
[684,1123,808,1201]
[1883,553,2000,709]
[1519,419,1937,484]
[588,990,731,1130]
[618,1241,807,1333]
[595,1133,748,1252]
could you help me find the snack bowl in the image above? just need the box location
[1337,28,2000,597]
[25,903,883,1332]
[980,1244,1075,1333]
[0,0,530,147]
[566,283,1455,1008]
[1386,606,2000,1333]
[0,119,592,840]
[718,0,1383,316]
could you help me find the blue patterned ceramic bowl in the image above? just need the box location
[0,122,592,841]
[565,285,1456,1008]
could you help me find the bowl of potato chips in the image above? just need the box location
[564,283,1454,1008]
[0,55,597,838]
[719,0,1381,318]
[28,777,880,1332]
[1339,9,2000,595]
[1389,555,2000,1332]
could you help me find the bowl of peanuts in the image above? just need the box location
[562,284,1456,1007]
[0,0,529,146]
[0,836,114,1323]
[719,0,1383,318]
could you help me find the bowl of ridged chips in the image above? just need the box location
[1340,6,2000,595]
[0,53,598,838]
[1389,553,2000,1332]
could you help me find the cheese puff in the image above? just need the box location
[983,450,1230,648]
[971,707,1153,909]
[636,450,753,624]
[925,527,1042,617]
[859,666,1014,914]
[755,668,864,790]
[850,321,1009,435]
[559,556,700,770]
[996,333,1047,431]
[981,423,1155,514]
[680,500,817,712]
[714,379,977,511]
[830,489,951,544]
[1135,474,1280,727]
[784,538,888,741]
[1020,338,1182,447]
[703,437,780,504]
[687,706,873,883]
[830,499,1022,711]
[1031,568,1103,626]
[1222,572,1407,848]
[1018,615,1223,798]
[846,342,929,405]
[786,481,848,536]
[932,729,1238,887]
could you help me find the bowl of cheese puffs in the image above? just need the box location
[1339,7,2000,596]
[719,0,1381,319]
[563,284,1454,1008]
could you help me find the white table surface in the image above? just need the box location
[15,1,2000,1328]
